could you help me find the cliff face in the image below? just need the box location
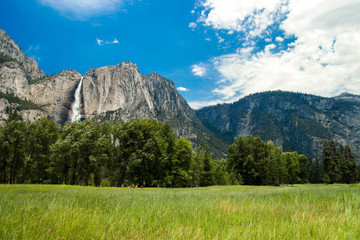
[81,62,199,139]
[27,70,82,123]
[82,62,155,121]
[0,29,82,123]
[197,91,360,160]
[0,29,44,80]
[0,61,29,97]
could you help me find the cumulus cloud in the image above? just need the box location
[191,64,207,76]
[193,0,360,103]
[177,87,189,92]
[38,0,124,19]
[275,36,284,42]
[196,0,287,38]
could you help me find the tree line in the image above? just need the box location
[227,136,359,185]
[0,113,359,187]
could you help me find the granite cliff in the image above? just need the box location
[0,29,44,80]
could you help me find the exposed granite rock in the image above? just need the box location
[20,109,44,122]
[0,98,44,124]
[82,62,155,120]
[0,29,44,80]
[27,70,82,123]
[0,98,10,124]
[0,61,29,97]
[82,62,204,141]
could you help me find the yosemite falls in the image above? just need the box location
[70,77,83,122]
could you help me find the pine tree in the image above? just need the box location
[200,146,215,186]
[322,140,341,184]
[342,145,357,183]
[329,140,342,183]
[310,158,323,183]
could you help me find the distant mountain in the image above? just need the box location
[0,28,227,157]
[196,91,360,160]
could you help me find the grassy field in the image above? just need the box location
[0,184,360,239]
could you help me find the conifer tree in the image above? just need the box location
[342,145,357,183]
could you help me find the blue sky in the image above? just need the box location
[1,0,360,109]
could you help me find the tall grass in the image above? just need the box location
[0,184,359,239]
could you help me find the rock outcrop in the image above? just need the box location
[0,61,29,97]
[0,29,44,80]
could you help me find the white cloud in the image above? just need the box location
[265,43,276,51]
[96,38,119,46]
[189,22,197,28]
[188,99,225,109]
[191,64,207,77]
[192,0,360,103]
[177,87,189,92]
[215,33,225,43]
[275,36,284,42]
[38,0,124,19]
[196,0,287,38]
[96,38,104,45]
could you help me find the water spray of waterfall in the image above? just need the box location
[70,77,83,122]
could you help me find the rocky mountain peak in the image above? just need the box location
[117,61,138,70]
[0,29,44,80]
[334,92,360,103]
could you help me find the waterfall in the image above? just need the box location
[70,77,83,122]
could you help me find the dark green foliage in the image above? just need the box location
[283,152,300,185]
[0,53,15,64]
[0,116,357,187]
[227,135,296,185]
[321,141,358,184]
[342,145,357,183]
[24,118,58,183]
[200,146,215,186]
[28,76,47,85]
[310,158,323,183]
[0,120,27,183]
[298,154,310,183]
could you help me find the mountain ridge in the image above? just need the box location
[196,90,360,160]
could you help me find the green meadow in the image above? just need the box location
[1,184,360,239]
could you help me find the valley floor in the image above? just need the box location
[0,184,359,239]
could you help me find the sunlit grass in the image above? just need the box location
[0,184,359,239]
